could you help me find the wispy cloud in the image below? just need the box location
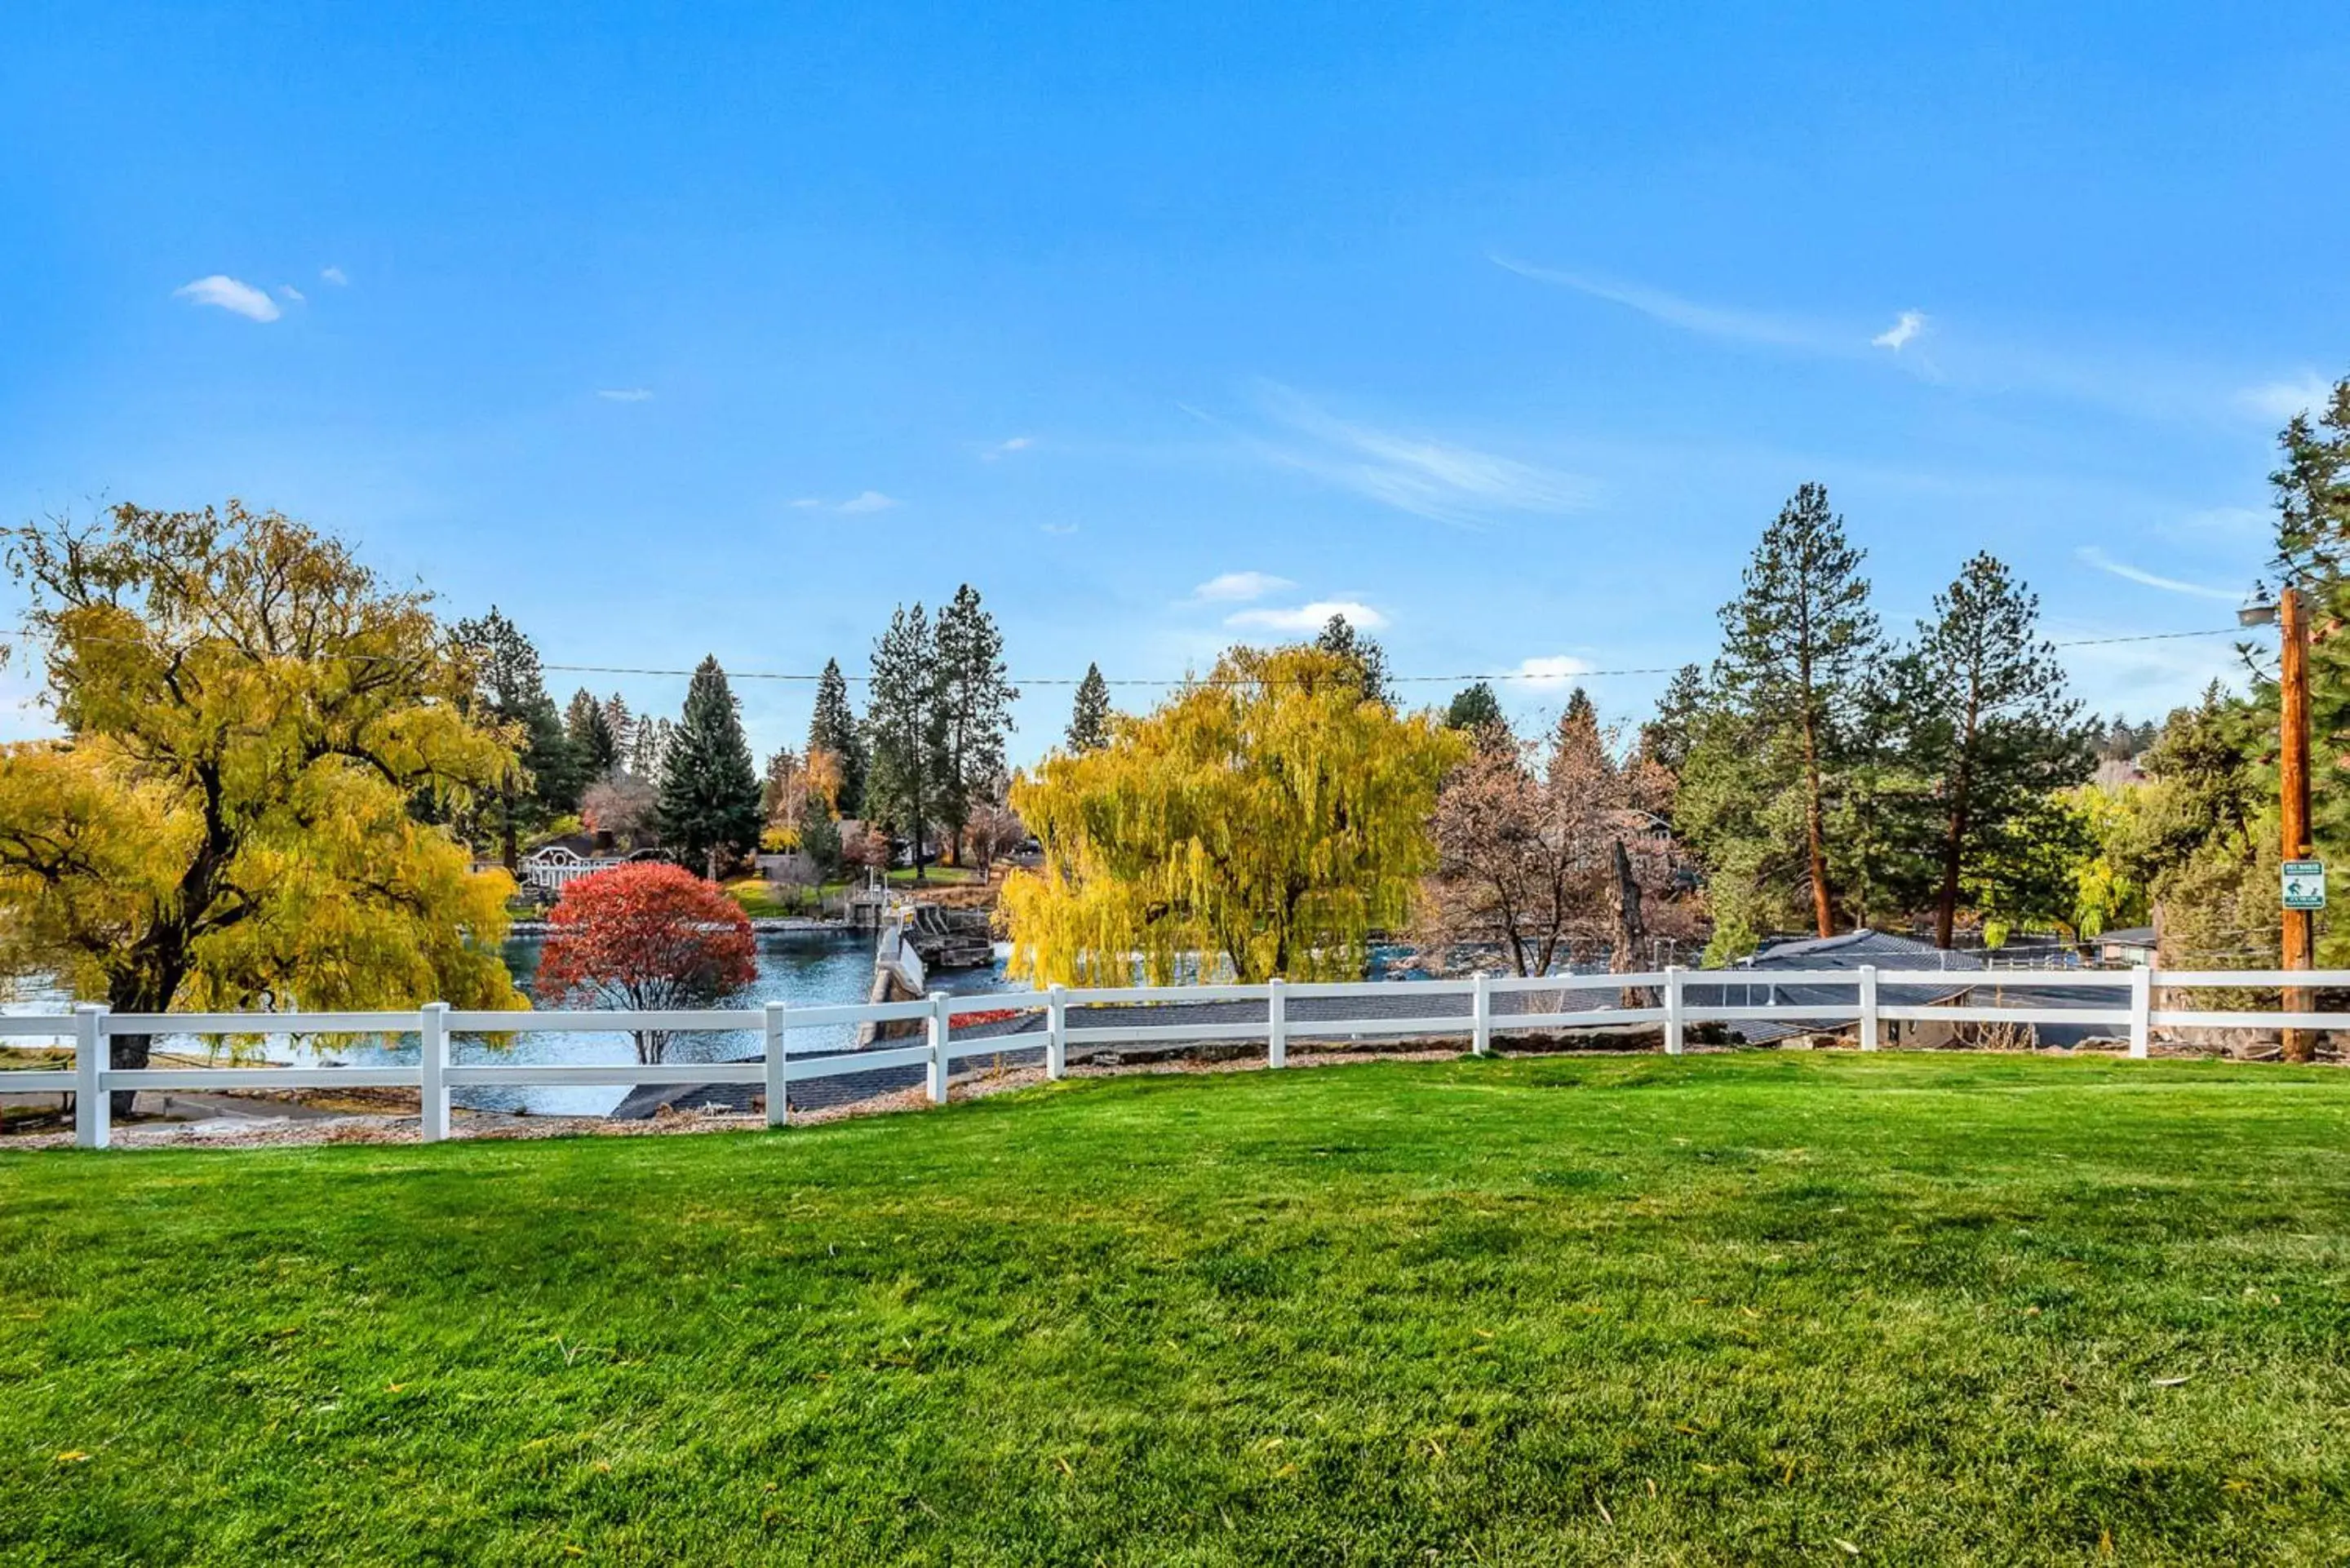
[1039,522,1080,536]
[1191,571,1294,604]
[1514,655,1594,689]
[2237,374,2334,423]
[174,275,280,322]
[597,388,654,403]
[1491,255,1820,348]
[791,490,901,514]
[1872,310,1927,351]
[2077,546,2246,603]
[320,265,348,286]
[277,283,305,303]
[1227,599,1386,633]
[1226,384,1594,528]
[980,436,1033,462]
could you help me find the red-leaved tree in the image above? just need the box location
[534,862,757,1063]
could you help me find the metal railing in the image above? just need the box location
[6,964,2343,1150]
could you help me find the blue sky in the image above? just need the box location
[4,3,2345,764]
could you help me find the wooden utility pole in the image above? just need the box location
[2281,585,2317,1064]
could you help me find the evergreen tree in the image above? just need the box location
[1444,680,1504,734]
[1314,613,1391,706]
[1638,664,1707,773]
[601,693,637,764]
[565,688,620,777]
[865,604,946,881]
[454,606,583,869]
[796,796,844,881]
[1895,554,2095,947]
[655,657,765,879]
[1066,663,1113,751]
[806,658,867,817]
[933,585,1020,866]
[2271,374,2350,935]
[1712,483,1881,938]
[631,715,676,788]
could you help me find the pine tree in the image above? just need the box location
[1638,665,1706,773]
[631,716,676,788]
[1066,663,1113,751]
[601,693,637,763]
[1314,613,1390,706]
[933,585,1019,866]
[1895,553,2095,947]
[806,658,867,817]
[655,657,765,879]
[565,688,620,778]
[865,604,946,882]
[1713,484,1881,938]
[1443,680,1504,734]
[454,606,583,869]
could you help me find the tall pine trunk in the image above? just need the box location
[1798,678,1835,939]
[1935,696,1980,950]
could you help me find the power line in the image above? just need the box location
[0,622,2252,687]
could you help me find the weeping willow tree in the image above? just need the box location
[1003,645,1464,985]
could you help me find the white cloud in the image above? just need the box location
[1492,255,1819,348]
[277,284,305,303]
[2237,374,2334,423]
[173,275,281,322]
[790,490,901,514]
[1236,384,1594,527]
[1872,310,1927,351]
[1191,570,1294,603]
[1226,599,1387,633]
[597,388,654,402]
[2077,546,2246,603]
[1039,522,1080,536]
[320,265,348,286]
[980,436,1033,461]
[1514,655,1594,689]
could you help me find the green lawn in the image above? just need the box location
[4,1054,2349,1564]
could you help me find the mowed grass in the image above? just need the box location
[4,1055,2350,1565]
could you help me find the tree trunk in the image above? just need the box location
[1611,839,1655,1008]
[1935,701,1980,950]
[1800,706,1835,939]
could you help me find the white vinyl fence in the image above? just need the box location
[5,964,2343,1151]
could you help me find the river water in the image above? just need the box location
[6,930,1013,1119]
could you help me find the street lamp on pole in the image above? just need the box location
[2241,584,2317,1063]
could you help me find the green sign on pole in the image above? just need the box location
[2283,859,2327,911]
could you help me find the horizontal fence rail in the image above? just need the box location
[9,963,2350,1149]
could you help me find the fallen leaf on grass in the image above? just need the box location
[1595,1498,1613,1526]
[1054,1455,1074,1477]
[1834,1540,1861,1557]
[2152,1375,2193,1388]
[54,1451,91,1464]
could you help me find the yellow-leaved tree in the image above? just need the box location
[0,503,526,1103]
[1002,644,1465,985]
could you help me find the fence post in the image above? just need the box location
[1267,977,1288,1069]
[2128,964,2153,1061]
[419,1002,450,1143]
[765,1000,789,1128]
[73,1003,109,1150]
[927,991,951,1105]
[1858,964,1880,1052]
[1471,970,1492,1057]
[1663,966,1686,1056]
[1046,984,1067,1081]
